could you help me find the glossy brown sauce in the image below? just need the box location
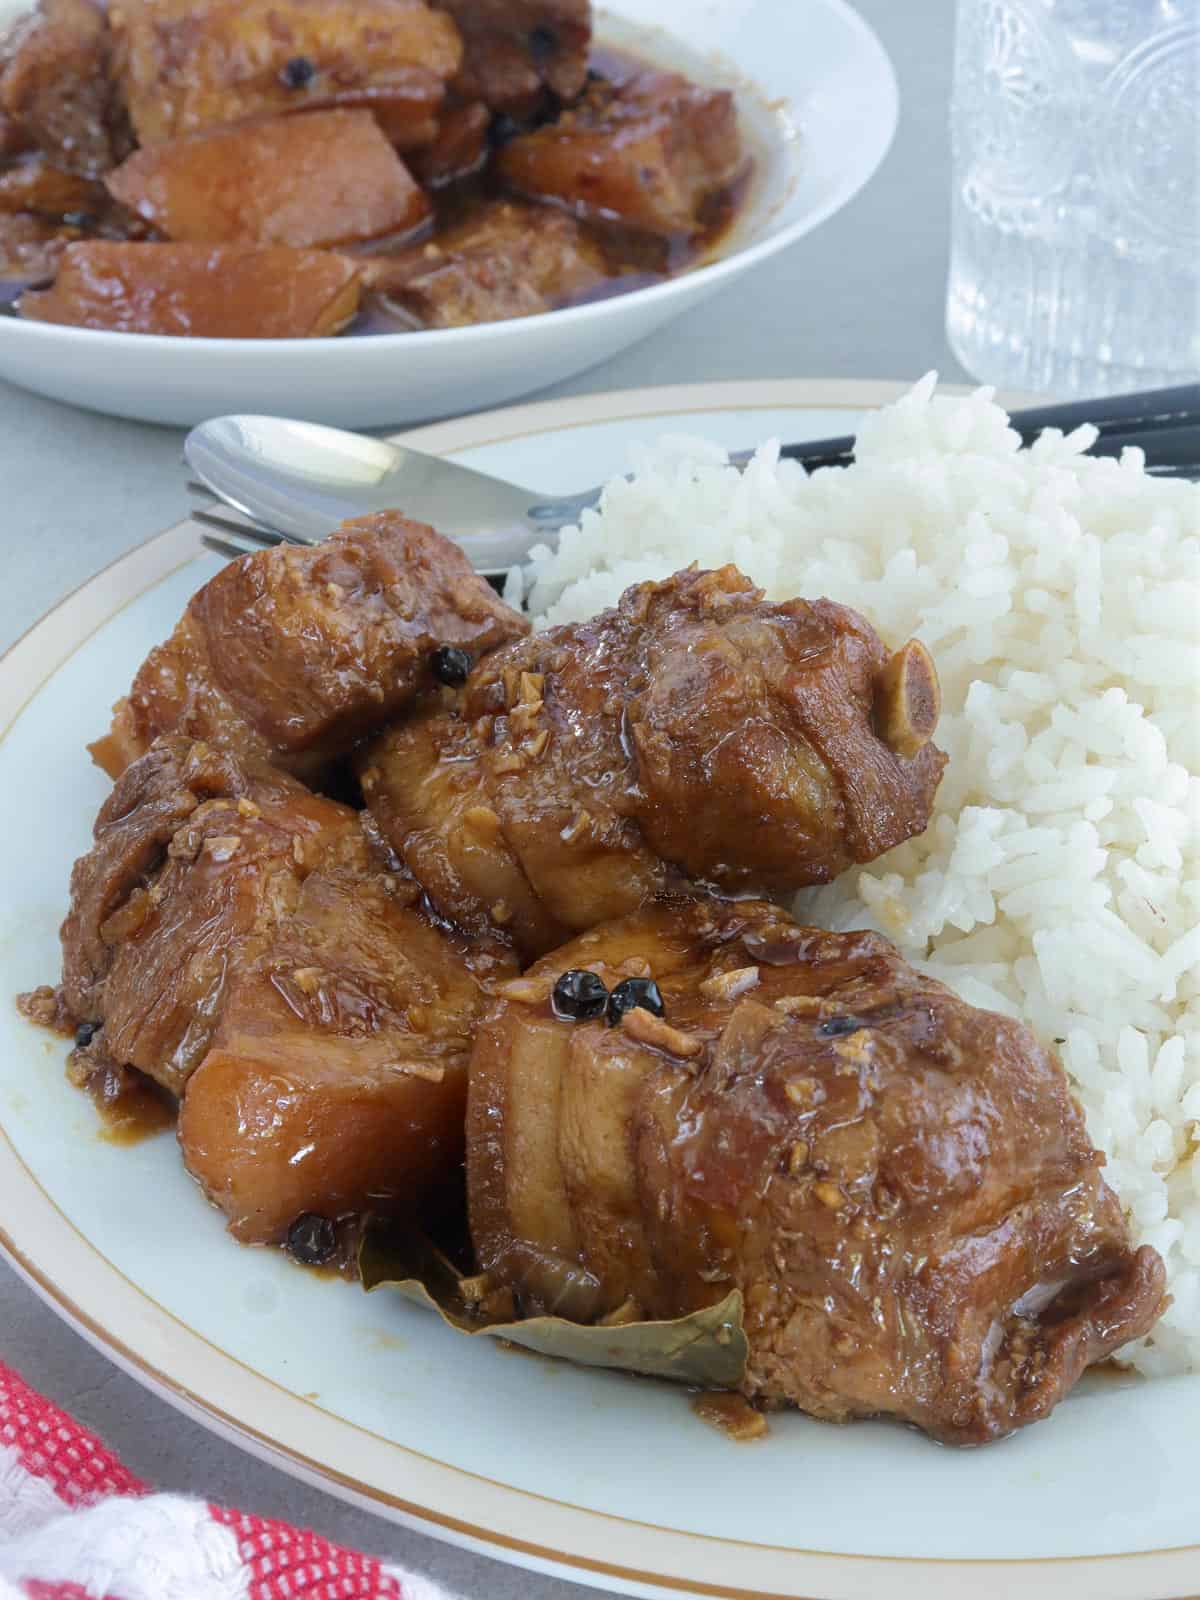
[91,1067,176,1145]
[16,987,176,1144]
[349,43,754,337]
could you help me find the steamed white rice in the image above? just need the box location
[514,374,1200,1376]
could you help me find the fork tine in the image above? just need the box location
[191,507,285,547]
[201,530,258,561]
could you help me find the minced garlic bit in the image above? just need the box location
[481,1285,516,1320]
[616,956,652,978]
[392,1060,445,1083]
[496,976,551,1005]
[834,1032,875,1069]
[691,1392,769,1441]
[202,833,241,860]
[560,809,591,843]
[291,966,323,995]
[621,1007,702,1059]
[784,1076,818,1106]
[458,1272,493,1304]
[814,1181,844,1210]
[699,965,760,1002]
[508,701,542,735]
[773,993,826,1015]
[236,796,261,818]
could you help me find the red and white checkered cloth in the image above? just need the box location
[0,1362,448,1600]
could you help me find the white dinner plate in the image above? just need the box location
[1,380,1197,1600]
[0,0,897,427]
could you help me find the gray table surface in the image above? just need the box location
[0,3,965,1595]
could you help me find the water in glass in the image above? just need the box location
[947,0,1199,395]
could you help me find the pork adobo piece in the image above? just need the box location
[362,564,946,959]
[19,238,365,334]
[110,0,463,149]
[91,510,528,783]
[497,70,746,239]
[0,0,752,335]
[59,735,513,1243]
[468,898,1167,1443]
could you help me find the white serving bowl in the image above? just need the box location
[0,0,897,427]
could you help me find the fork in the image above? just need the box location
[187,384,1200,574]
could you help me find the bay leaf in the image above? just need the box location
[359,1224,748,1388]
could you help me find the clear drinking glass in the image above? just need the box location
[946,0,1200,396]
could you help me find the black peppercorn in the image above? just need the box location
[488,112,522,148]
[430,644,471,687]
[551,969,609,1022]
[74,1020,100,1048]
[528,24,558,63]
[287,1212,337,1265]
[606,977,664,1028]
[817,1015,863,1038]
[280,55,317,89]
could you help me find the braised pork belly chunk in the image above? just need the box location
[60,735,512,1242]
[60,737,364,1096]
[110,0,463,150]
[178,832,513,1244]
[363,565,945,957]
[0,207,77,279]
[362,705,572,958]
[19,238,365,334]
[468,898,1167,1443]
[91,511,528,782]
[362,197,609,327]
[0,0,125,175]
[497,70,746,237]
[434,0,591,120]
[0,151,105,215]
[106,110,431,249]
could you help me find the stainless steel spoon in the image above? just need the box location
[185,414,604,576]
